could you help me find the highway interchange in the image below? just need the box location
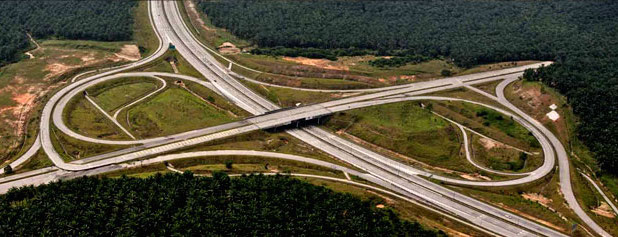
[0,1,612,236]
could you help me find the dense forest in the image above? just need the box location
[0,0,137,66]
[0,173,440,236]
[198,0,618,175]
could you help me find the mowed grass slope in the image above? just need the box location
[128,88,236,138]
[324,102,464,170]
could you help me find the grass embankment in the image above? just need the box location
[49,125,129,162]
[103,155,343,179]
[242,80,354,107]
[126,88,236,138]
[426,100,544,172]
[323,101,470,172]
[13,151,52,173]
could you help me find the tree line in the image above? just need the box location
[0,0,137,67]
[198,0,618,176]
[0,172,442,236]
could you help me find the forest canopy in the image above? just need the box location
[198,0,618,176]
[0,173,440,236]
[0,0,137,66]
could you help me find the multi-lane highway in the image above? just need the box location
[0,0,611,236]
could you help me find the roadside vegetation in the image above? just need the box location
[469,133,538,172]
[0,173,441,236]
[133,1,159,57]
[0,40,137,163]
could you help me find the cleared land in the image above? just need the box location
[0,40,135,161]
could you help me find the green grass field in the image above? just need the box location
[324,101,468,172]
[127,88,236,138]
[183,80,251,117]
[64,96,129,140]
[92,81,157,112]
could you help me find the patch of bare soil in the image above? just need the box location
[44,63,73,80]
[81,53,95,62]
[459,173,491,181]
[592,202,616,218]
[283,57,349,71]
[366,190,396,205]
[495,202,567,232]
[479,137,505,150]
[218,42,241,55]
[114,45,141,61]
[441,227,472,237]
[0,82,53,139]
[511,82,570,143]
[329,92,362,99]
[186,0,214,31]
[522,193,553,207]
